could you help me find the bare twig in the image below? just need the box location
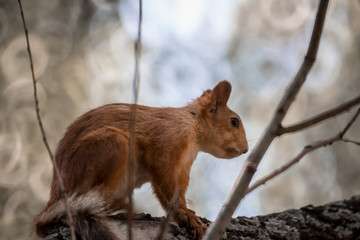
[339,108,360,137]
[342,138,360,146]
[204,1,329,239]
[246,108,360,195]
[156,188,181,240]
[279,95,360,135]
[17,1,76,239]
[127,0,143,240]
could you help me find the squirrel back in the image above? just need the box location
[34,80,248,239]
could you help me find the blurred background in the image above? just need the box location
[0,0,359,239]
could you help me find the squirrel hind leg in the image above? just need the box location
[74,126,131,209]
[36,125,130,239]
[68,126,130,194]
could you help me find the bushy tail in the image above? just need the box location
[34,191,121,240]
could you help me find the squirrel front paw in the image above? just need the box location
[174,207,207,239]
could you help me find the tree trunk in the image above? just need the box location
[44,195,360,240]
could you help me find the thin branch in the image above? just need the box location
[279,95,360,135]
[339,108,360,137]
[246,138,338,194]
[342,138,360,146]
[17,1,76,239]
[156,188,181,240]
[127,1,143,240]
[204,1,329,239]
[246,108,360,195]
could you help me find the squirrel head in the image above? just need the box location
[193,80,248,159]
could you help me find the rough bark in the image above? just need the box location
[43,195,360,240]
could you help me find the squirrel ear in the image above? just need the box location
[212,80,232,107]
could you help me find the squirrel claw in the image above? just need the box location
[175,207,207,239]
[190,223,207,240]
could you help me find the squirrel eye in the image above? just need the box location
[231,117,239,128]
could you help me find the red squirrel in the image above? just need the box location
[33,80,248,239]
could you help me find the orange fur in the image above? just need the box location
[34,80,248,239]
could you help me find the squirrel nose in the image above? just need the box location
[242,141,249,154]
[237,141,248,154]
[243,147,248,154]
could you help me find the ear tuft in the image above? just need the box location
[213,80,232,106]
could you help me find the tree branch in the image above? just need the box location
[45,195,360,240]
[204,1,329,239]
[246,108,360,195]
[342,138,360,146]
[279,95,360,135]
[17,1,76,239]
[127,1,143,239]
[339,108,360,137]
